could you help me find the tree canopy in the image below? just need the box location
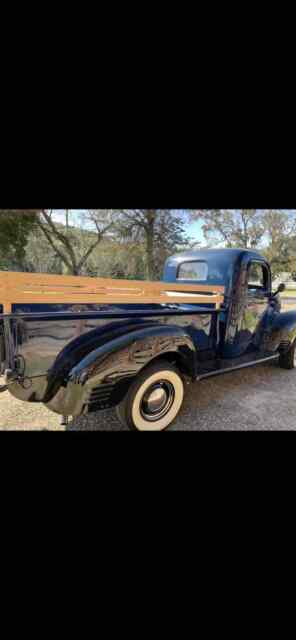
[0,210,37,270]
[193,209,296,277]
[0,210,192,278]
[1,209,296,281]
[113,210,191,279]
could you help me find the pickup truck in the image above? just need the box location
[1,248,296,431]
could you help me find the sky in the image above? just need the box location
[186,219,204,243]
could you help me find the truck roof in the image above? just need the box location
[164,248,268,293]
[167,248,265,264]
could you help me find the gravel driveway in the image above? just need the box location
[1,361,295,430]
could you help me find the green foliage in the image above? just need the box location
[35,210,116,275]
[195,209,296,279]
[86,239,146,279]
[24,224,64,274]
[260,211,296,278]
[0,210,190,279]
[0,210,37,271]
[194,209,266,248]
[113,210,191,279]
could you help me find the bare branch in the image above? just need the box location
[35,216,74,272]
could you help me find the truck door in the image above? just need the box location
[240,259,271,354]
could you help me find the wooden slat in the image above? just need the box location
[0,271,225,312]
[0,271,225,291]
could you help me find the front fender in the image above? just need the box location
[46,325,196,416]
[267,310,296,352]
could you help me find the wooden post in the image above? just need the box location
[3,303,12,314]
[0,273,12,314]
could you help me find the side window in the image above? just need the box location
[177,261,208,281]
[247,262,269,292]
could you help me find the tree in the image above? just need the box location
[85,238,146,280]
[24,223,65,274]
[193,209,296,278]
[193,210,266,248]
[35,210,116,275]
[0,210,37,270]
[261,210,296,277]
[114,210,191,279]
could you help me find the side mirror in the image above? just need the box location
[272,283,286,297]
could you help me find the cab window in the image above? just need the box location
[177,261,208,281]
[247,261,269,292]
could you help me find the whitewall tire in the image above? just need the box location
[116,361,184,431]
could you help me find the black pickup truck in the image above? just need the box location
[1,248,296,430]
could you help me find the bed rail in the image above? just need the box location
[0,271,225,314]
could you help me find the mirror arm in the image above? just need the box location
[271,283,286,298]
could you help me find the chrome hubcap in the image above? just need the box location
[141,381,175,422]
[146,387,167,412]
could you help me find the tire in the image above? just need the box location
[116,361,185,431]
[279,340,296,369]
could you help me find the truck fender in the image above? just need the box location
[45,325,196,417]
[267,310,296,352]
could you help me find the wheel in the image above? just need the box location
[279,340,296,369]
[116,361,184,431]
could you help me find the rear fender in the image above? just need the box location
[46,325,196,416]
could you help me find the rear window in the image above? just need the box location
[177,261,208,281]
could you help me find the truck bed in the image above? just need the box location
[0,271,225,408]
[0,305,219,400]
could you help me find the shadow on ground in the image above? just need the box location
[69,409,125,431]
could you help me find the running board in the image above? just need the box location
[196,353,279,381]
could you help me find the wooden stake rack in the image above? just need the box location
[0,271,225,314]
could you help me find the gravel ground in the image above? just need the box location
[1,360,296,430]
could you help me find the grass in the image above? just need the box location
[280,289,296,298]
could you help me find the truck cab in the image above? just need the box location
[164,248,278,359]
